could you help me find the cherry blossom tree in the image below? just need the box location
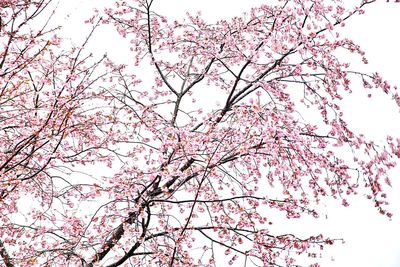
[0,1,115,266]
[1,0,400,266]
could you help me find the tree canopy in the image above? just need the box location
[0,0,399,266]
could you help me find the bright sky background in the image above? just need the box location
[55,1,400,266]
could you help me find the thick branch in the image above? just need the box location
[0,240,14,267]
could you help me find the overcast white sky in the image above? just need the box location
[56,1,400,266]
